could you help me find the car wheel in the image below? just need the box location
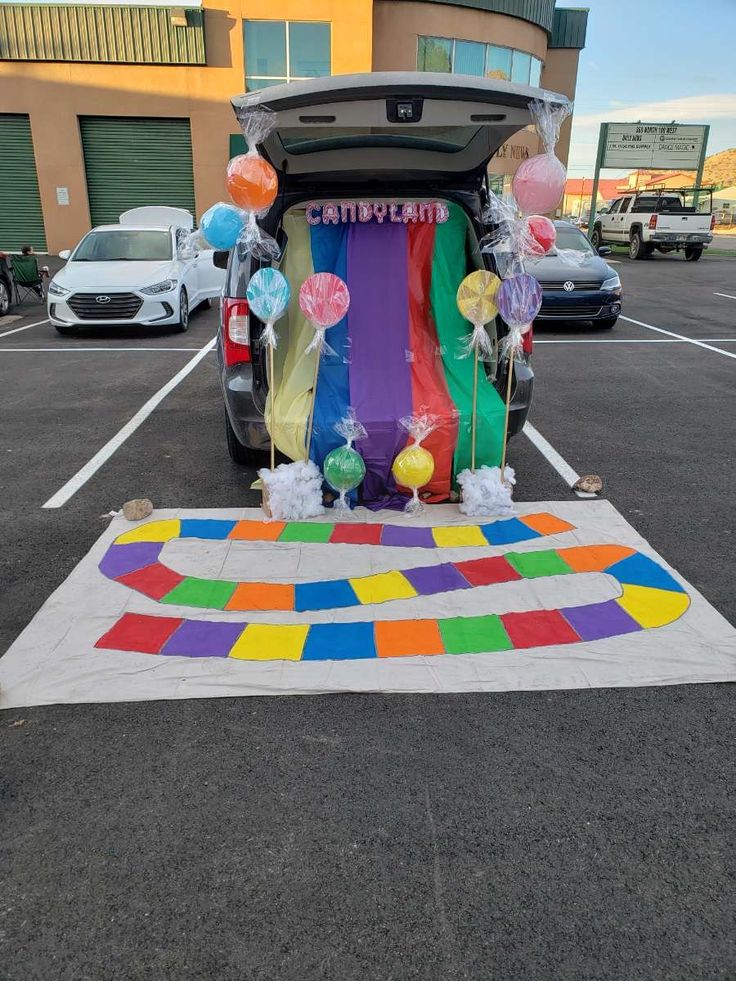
[225,411,264,467]
[590,226,602,250]
[175,287,189,332]
[685,247,703,261]
[597,316,618,330]
[629,231,645,259]
[0,279,10,316]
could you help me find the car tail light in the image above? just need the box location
[522,324,533,355]
[222,298,251,365]
[648,214,658,229]
[710,213,716,230]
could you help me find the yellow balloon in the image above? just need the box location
[456,270,501,324]
[392,445,435,490]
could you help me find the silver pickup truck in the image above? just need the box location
[591,187,714,261]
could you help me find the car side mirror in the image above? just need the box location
[213,250,229,270]
[58,249,71,261]
[597,246,612,256]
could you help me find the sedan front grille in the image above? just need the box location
[68,292,142,320]
[539,302,603,318]
[536,280,603,291]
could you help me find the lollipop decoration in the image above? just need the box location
[228,107,280,259]
[200,202,246,250]
[246,267,291,472]
[299,272,351,463]
[392,414,437,516]
[512,99,571,216]
[323,409,367,512]
[481,192,557,278]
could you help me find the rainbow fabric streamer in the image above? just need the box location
[270,205,506,505]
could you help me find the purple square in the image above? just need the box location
[161,619,246,658]
[380,525,436,548]
[99,542,163,579]
[402,562,472,596]
[561,600,642,642]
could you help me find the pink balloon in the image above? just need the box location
[512,153,566,216]
[299,273,350,327]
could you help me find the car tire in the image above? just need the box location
[590,226,602,250]
[597,316,618,330]
[685,247,703,261]
[175,287,189,332]
[225,411,264,467]
[629,231,646,259]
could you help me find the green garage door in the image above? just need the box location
[0,114,47,251]
[80,116,195,226]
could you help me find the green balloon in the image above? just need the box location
[323,445,366,493]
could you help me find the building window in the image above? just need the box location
[244,20,331,91]
[418,36,543,88]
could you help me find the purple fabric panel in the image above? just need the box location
[161,620,245,657]
[347,221,413,505]
[380,525,436,548]
[99,542,163,579]
[402,562,472,596]
[560,600,642,641]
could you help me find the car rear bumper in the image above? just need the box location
[650,233,712,246]
[537,289,622,321]
[48,288,179,326]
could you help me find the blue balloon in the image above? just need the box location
[246,267,291,323]
[497,273,542,329]
[200,203,244,250]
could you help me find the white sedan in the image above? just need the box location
[47,206,225,334]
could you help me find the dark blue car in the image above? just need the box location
[528,220,622,329]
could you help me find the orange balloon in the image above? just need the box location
[226,154,278,212]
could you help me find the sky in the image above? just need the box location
[567,0,736,177]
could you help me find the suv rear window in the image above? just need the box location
[279,125,481,155]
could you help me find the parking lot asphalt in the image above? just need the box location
[2,252,735,980]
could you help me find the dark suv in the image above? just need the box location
[216,72,569,466]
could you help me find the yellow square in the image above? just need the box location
[229,623,308,661]
[431,525,488,548]
[115,519,181,545]
[617,584,690,629]
[349,570,418,605]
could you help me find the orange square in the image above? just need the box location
[375,619,445,658]
[225,581,295,611]
[558,544,636,573]
[228,520,286,542]
[521,512,576,536]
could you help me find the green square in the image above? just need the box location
[506,549,573,579]
[160,577,237,610]
[278,522,334,543]
[439,615,513,655]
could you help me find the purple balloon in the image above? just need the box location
[497,273,542,329]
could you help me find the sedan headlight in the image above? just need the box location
[48,281,69,296]
[140,279,177,295]
[602,274,621,290]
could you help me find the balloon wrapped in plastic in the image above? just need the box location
[323,408,367,512]
[497,273,543,358]
[246,267,290,349]
[228,107,280,260]
[199,202,246,251]
[481,192,557,279]
[392,414,437,516]
[512,99,571,216]
[299,272,351,358]
[456,269,501,360]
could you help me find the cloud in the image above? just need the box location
[573,93,736,129]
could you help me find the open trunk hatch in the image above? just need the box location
[231,72,570,191]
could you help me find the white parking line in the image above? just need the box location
[42,337,217,509]
[714,292,736,300]
[620,316,736,362]
[536,337,736,344]
[523,422,597,499]
[0,318,49,338]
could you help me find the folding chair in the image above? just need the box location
[10,254,45,304]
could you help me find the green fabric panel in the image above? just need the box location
[0,114,46,252]
[278,522,333,544]
[430,204,506,476]
[160,577,237,610]
[506,550,574,579]
[439,614,513,655]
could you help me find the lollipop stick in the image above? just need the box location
[268,341,275,471]
[471,345,479,472]
[500,347,515,484]
[304,351,320,464]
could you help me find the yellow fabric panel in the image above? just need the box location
[616,584,690,629]
[431,525,489,548]
[115,519,181,544]
[349,571,418,605]
[229,623,308,661]
[267,211,317,461]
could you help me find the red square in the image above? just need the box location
[330,523,383,545]
[455,556,522,587]
[116,562,185,600]
[501,609,581,649]
[95,613,184,654]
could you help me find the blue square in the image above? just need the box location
[481,518,541,546]
[606,553,685,593]
[295,579,360,612]
[302,622,376,661]
[179,519,237,540]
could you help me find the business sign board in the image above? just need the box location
[601,123,708,170]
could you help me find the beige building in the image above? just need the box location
[0,0,588,252]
